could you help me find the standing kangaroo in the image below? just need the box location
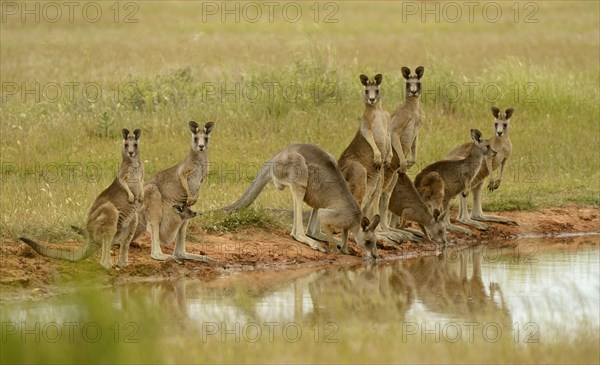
[393,66,426,171]
[336,74,415,243]
[224,144,381,259]
[415,129,497,235]
[389,172,447,244]
[381,66,426,233]
[338,74,392,218]
[446,107,518,229]
[20,129,144,269]
[133,121,214,263]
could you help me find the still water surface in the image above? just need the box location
[2,239,599,363]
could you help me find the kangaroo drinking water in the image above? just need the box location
[20,129,144,269]
[389,172,447,244]
[225,144,381,259]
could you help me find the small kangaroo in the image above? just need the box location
[446,107,518,229]
[173,204,198,220]
[224,144,381,259]
[133,121,214,263]
[20,129,144,269]
[415,129,497,235]
[389,172,447,244]
[338,74,392,217]
[380,66,426,234]
[416,171,445,214]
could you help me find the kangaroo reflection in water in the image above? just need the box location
[298,263,417,323]
[109,246,511,327]
[406,245,512,323]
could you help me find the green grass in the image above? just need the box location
[1,1,599,240]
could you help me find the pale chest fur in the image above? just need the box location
[121,161,144,195]
[489,137,512,170]
[366,109,391,156]
[179,156,208,195]
[398,104,424,152]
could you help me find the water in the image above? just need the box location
[1,238,599,364]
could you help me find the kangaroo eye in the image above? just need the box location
[194,137,198,143]
[375,89,379,94]
[365,90,369,95]
[134,143,138,147]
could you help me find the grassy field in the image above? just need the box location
[1,1,599,240]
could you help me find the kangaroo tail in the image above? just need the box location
[223,158,273,212]
[19,237,98,262]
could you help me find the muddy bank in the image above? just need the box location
[1,205,598,301]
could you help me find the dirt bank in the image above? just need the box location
[1,205,598,301]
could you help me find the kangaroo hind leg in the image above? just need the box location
[88,202,119,269]
[273,152,325,253]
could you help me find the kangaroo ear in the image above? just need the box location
[359,74,369,86]
[204,121,214,135]
[505,108,514,120]
[189,121,200,133]
[368,214,381,231]
[122,128,130,140]
[433,208,441,220]
[361,216,370,231]
[415,66,424,79]
[173,205,184,214]
[470,129,482,143]
[401,67,411,80]
[491,106,500,119]
[439,210,448,220]
[133,129,141,140]
[374,74,383,86]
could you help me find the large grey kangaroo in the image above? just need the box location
[224,144,381,259]
[381,66,426,234]
[338,74,392,217]
[446,107,518,229]
[20,129,144,269]
[415,129,497,235]
[337,74,416,244]
[133,121,214,263]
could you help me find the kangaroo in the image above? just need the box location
[224,144,381,259]
[389,172,447,244]
[173,204,198,220]
[133,121,214,263]
[381,66,426,233]
[338,74,392,218]
[393,66,426,171]
[415,129,497,235]
[337,74,415,244]
[446,107,518,229]
[20,129,144,269]
[415,171,445,214]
